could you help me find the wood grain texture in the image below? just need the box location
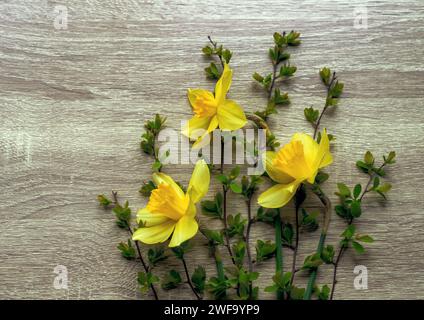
[0,0,423,300]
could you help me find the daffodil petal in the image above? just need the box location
[192,115,219,149]
[132,220,176,244]
[169,215,199,247]
[263,151,295,184]
[258,181,300,209]
[183,115,211,140]
[217,99,247,131]
[152,172,185,199]
[306,129,333,184]
[215,64,232,104]
[292,132,319,167]
[187,159,210,203]
[318,129,333,169]
[136,207,170,226]
[188,89,215,108]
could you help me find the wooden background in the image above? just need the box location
[0,0,423,300]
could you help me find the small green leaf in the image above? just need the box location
[162,270,182,290]
[337,183,351,198]
[356,160,371,174]
[201,192,223,219]
[304,107,319,124]
[227,213,247,238]
[97,194,111,207]
[286,30,301,46]
[139,180,156,197]
[302,253,323,270]
[351,200,362,218]
[230,166,240,179]
[113,201,131,227]
[138,271,159,293]
[256,207,279,223]
[202,45,213,55]
[253,72,264,83]
[341,225,356,239]
[377,183,392,193]
[117,240,136,260]
[152,160,162,171]
[384,151,396,164]
[229,183,242,194]
[148,246,167,266]
[364,151,374,165]
[335,204,348,218]
[273,89,289,105]
[273,32,286,46]
[356,235,374,243]
[321,245,335,264]
[352,241,365,254]
[255,240,276,262]
[289,286,305,300]
[373,176,380,189]
[282,223,294,245]
[203,229,224,245]
[301,209,319,232]
[205,62,220,79]
[217,174,229,185]
[191,266,206,294]
[319,67,331,85]
[353,184,362,199]
[280,64,297,77]
[315,171,329,184]
[329,81,344,98]
[232,240,246,267]
[316,285,330,300]
[222,49,232,64]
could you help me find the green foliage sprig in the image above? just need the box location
[140,114,167,171]
[97,191,159,300]
[253,31,300,120]
[329,150,395,299]
[202,36,232,78]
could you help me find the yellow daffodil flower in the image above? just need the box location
[258,130,333,208]
[132,160,210,247]
[184,63,247,148]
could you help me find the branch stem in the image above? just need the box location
[220,138,236,265]
[274,211,284,300]
[112,191,158,300]
[290,205,300,286]
[182,256,202,300]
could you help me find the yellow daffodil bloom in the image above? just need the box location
[132,160,210,247]
[258,130,333,208]
[184,63,247,148]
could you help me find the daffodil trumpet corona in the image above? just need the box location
[258,129,333,209]
[132,160,210,247]
[184,63,247,148]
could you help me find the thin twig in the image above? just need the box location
[304,188,331,300]
[290,205,300,286]
[330,244,346,300]
[208,36,224,68]
[182,256,202,300]
[359,162,386,201]
[274,211,284,300]
[112,191,159,300]
[313,72,336,139]
[220,139,236,265]
[268,62,279,100]
[245,198,254,273]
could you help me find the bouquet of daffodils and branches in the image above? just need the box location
[98,32,395,300]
